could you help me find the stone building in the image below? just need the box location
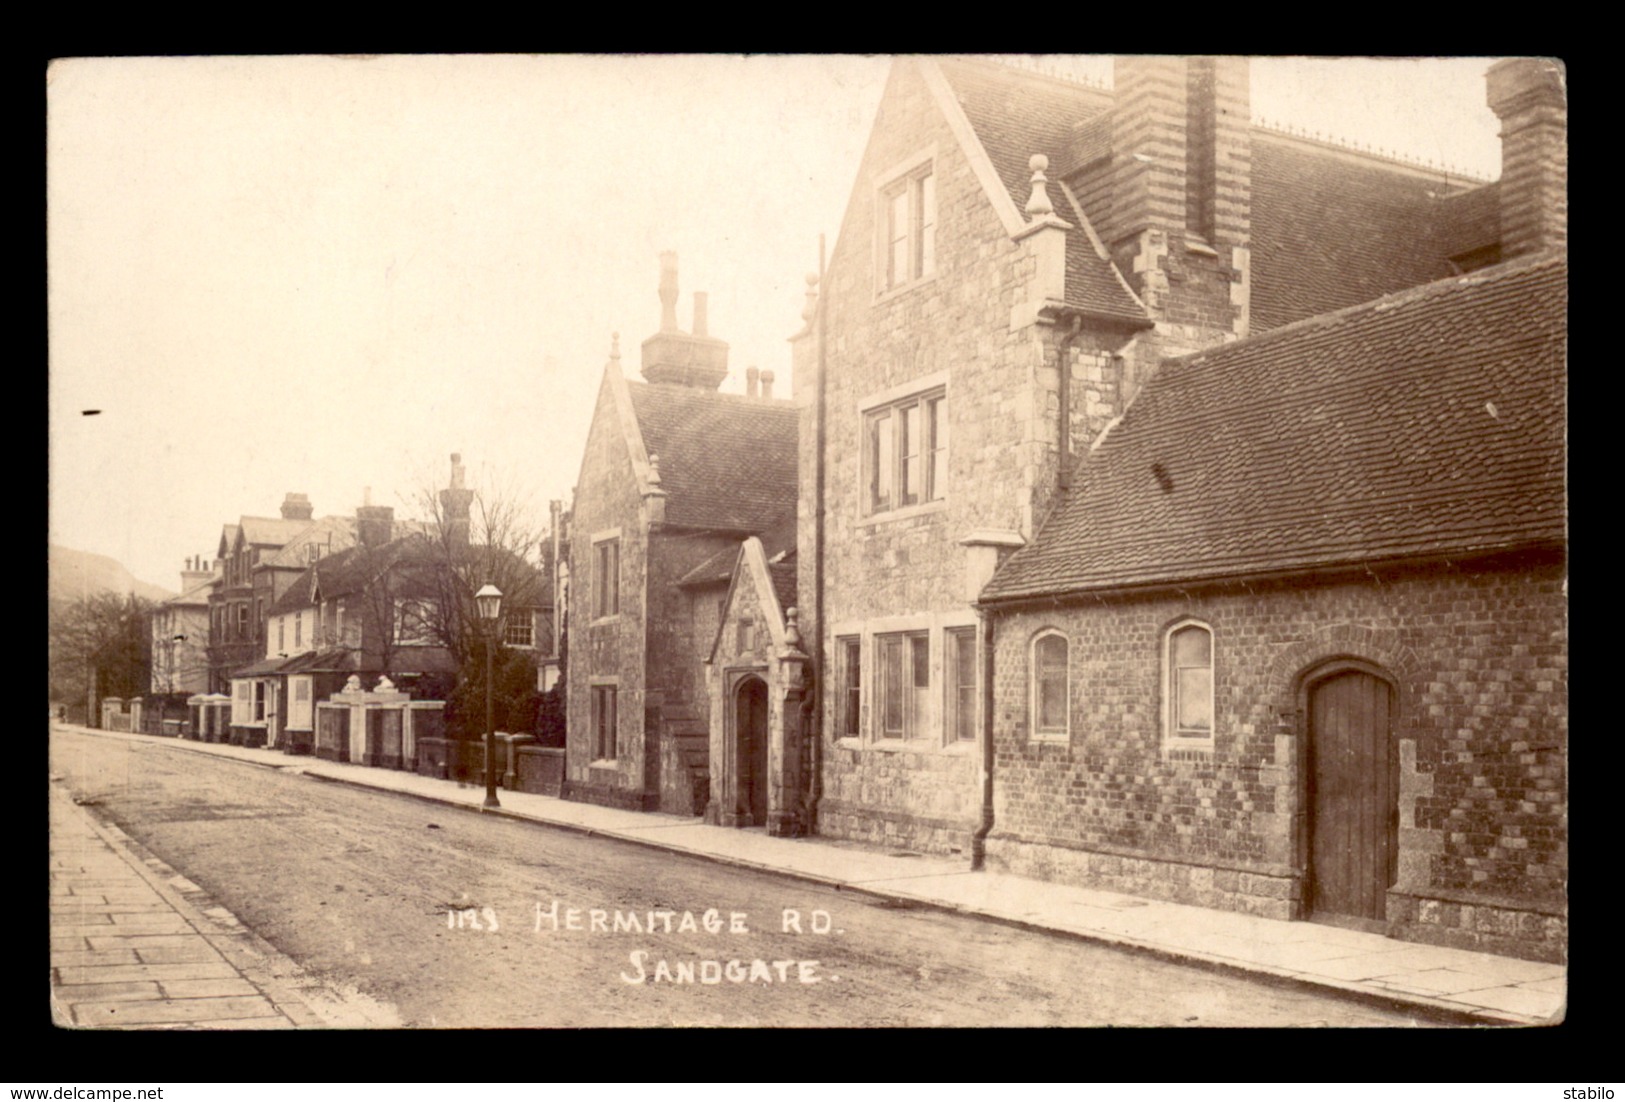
[785,55,1564,959]
[565,254,798,813]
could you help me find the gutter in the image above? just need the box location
[969,601,995,870]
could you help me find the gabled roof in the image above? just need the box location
[626,383,798,533]
[933,58,1151,327]
[238,516,314,548]
[260,516,356,569]
[162,575,215,608]
[982,252,1566,603]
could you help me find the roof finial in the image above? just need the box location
[647,452,662,485]
[1025,153,1055,219]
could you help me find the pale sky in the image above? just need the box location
[47,54,1514,593]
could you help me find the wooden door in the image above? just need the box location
[736,678,769,827]
[1307,668,1396,925]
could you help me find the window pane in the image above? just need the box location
[1177,668,1212,731]
[900,404,920,506]
[1039,671,1066,731]
[841,640,861,738]
[911,634,929,689]
[928,397,947,500]
[1036,634,1067,670]
[1173,625,1210,667]
[956,685,977,741]
[881,636,903,736]
[889,189,909,286]
[869,411,893,511]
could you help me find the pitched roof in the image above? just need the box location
[982,252,1566,603]
[238,516,315,547]
[626,384,798,533]
[934,58,1151,327]
[1248,132,1481,331]
[261,516,356,568]
[676,511,797,589]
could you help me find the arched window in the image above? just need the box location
[1165,620,1214,744]
[1031,629,1069,740]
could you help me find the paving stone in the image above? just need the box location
[52,949,141,967]
[57,961,240,985]
[52,981,162,1002]
[159,977,260,999]
[134,943,226,965]
[1444,984,1566,1019]
[85,933,200,951]
[73,995,281,1027]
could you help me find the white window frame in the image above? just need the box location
[874,629,931,742]
[875,148,937,296]
[503,609,535,649]
[1163,618,1216,749]
[1030,628,1070,743]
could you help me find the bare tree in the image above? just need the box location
[49,592,154,721]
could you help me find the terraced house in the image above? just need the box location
[783,55,1564,960]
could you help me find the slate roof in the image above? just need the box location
[1248,133,1482,331]
[627,384,798,533]
[261,516,356,569]
[766,560,797,616]
[981,252,1566,603]
[935,58,1151,327]
[238,516,315,547]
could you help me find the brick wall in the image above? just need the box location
[985,554,1567,960]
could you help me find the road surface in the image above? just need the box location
[50,728,1436,1028]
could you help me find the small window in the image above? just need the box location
[1032,630,1069,739]
[277,620,285,653]
[294,613,303,649]
[876,630,929,740]
[594,539,621,619]
[295,679,310,702]
[1166,622,1214,742]
[865,389,947,516]
[307,543,321,563]
[503,611,534,648]
[881,162,936,292]
[592,685,618,761]
[737,620,756,653]
[838,636,861,740]
[946,627,977,743]
[236,604,248,638]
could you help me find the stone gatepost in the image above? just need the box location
[769,609,811,838]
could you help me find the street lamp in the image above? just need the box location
[475,584,503,809]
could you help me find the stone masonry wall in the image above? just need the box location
[985,555,1567,960]
[565,373,652,809]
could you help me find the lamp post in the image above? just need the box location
[475,584,503,809]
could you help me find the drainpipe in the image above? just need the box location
[970,602,995,869]
[1056,313,1083,491]
[803,234,828,831]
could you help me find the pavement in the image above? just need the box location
[51,722,1566,1027]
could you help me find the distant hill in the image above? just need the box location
[49,545,175,605]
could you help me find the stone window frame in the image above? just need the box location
[1030,628,1070,743]
[836,635,862,743]
[875,629,931,743]
[591,529,622,623]
[1162,617,1216,751]
[874,146,938,299]
[944,625,979,746]
[857,371,949,525]
[590,678,620,764]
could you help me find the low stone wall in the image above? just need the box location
[514,746,566,797]
[816,798,975,858]
[1387,890,1567,964]
[984,834,1298,920]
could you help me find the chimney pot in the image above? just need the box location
[693,292,709,337]
[760,369,775,399]
[746,366,760,397]
[659,251,680,332]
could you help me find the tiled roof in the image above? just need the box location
[982,253,1567,602]
[767,560,797,616]
[238,516,315,547]
[676,511,797,589]
[261,516,355,568]
[1249,134,1475,331]
[934,58,1151,327]
[627,384,798,533]
[1436,182,1502,262]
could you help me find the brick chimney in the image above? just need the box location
[640,252,730,389]
[760,369,775,399]
[439,452,475,546]
[1487,58,1566,259]
[280,492,313,521]
[180,555,213,593]
[356,487,394,549]
[1099,55,1251,341]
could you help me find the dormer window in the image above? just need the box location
[877,151,936,295]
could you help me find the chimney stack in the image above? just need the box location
[760,369,775,399]
[281,492,314,521]
[356,491,394,549]
[439,452,475,547]
[746,365,760,397]
[1487,58,1566,259]
[641,253,730,390]
[181,555,213,593]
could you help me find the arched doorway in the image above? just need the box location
[1305,663,1398,929]
[734,676,769,827]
